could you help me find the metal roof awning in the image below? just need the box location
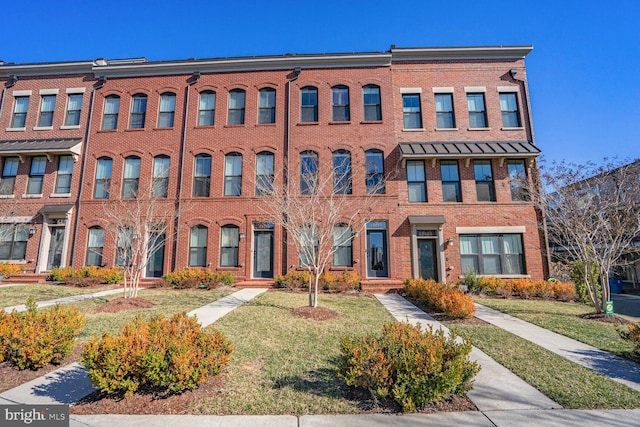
[408,215,446,225]
[0,138,82,162]
[39,204,74,214]
[399,141,541,167]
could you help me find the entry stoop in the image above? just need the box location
[361,279,404,294]
[235,280,276,289]
[1,273,49,284]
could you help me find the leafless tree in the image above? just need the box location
[256,152,390,308]
[538,159,640,312]
[101,177,180,299]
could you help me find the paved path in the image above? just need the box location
[0,288,268,406]
[474,303,640,392]
[611,293,640,320]
[66,410,640,427]
[374,293,560,411]
[3,288,125,312]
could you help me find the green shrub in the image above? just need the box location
[82,312,233,396]
[0,263,23,279]
[339,322,479,412]
[274,270,311,289]
[616,322,640,358]
[0,298,85,369]
[162,268,235,289]
[49,266,123,285]
[570,261,600,305]
[404,278,475,319]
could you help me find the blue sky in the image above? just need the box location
[2,1,638,164]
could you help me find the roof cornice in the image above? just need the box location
[0,61,95,77]
[391,45,533,61]
[93,53,392,78]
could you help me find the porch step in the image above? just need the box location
[361,279,404,294]
[1,273,49,284]
[235,280,276,289]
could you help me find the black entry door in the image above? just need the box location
[418,239,437,281]
[366,230,388,278]
[253,230,274,278]
[146,233,165,278]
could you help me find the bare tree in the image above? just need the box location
[101,177,179,299]
[539,159,640,312]
[256,152,389,308]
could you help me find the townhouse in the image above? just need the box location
[0,45,546,286]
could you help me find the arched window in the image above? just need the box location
[130,94,147,128]
[224,152,242,196]
[365,149,385,194]
[332,150,351,194]
[102,95,120,130]
[193,154,211,197]
[258,88,276,124]
[189,225,208,267]
[158,92,176,128]
[122,156,141,198]
[86,226,104,266]
[362,85,381,121]
[331,85,350,121]
[300,150,318,195]
[220,225,239,267]
[198,91,216,126]
[300,86,318,122]
[152,155,170,198]
[94,157,112,199]
[255,151,274,195]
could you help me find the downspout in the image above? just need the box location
[0,75,18,121]
[70,75,105,266]
[173,71,200,271]
[283,67,301,275]
[510,68,551,278]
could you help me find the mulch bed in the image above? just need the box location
[291,306,340,321]
[578,312,633,325]
[93,297,156,313]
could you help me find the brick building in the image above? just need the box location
[0,45,546,286]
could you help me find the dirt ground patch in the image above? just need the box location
[93,297,156,313]
[578,312,633,325]
[291,306,340,321]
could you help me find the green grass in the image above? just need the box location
[0,284,117,308]
[72,289,232,342]
[450,323,640,409]
[193,292,395,415]
[473,297,636,359]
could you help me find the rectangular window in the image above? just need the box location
[152,156,170,198]
[467,93,487,128]
[94,158,112,199]
[55,155,74,194]
[11,96,29,128]
[300,87,318,122]
[333,150,352,194]
[65,94,83,126]
[333,224,352,267]
[435,93,455,128]
[460,234,525,275]
[474,160,496,202]
[224,153,242,196]
[130,94,147,129]
[86,227,104,266]
[38,95,56,127]
[331,86,350,121]
[508,159,529,201]
[158,93,176,128]
[189,226,208,267]
[193,155,211,197]
[299,225,318,267]
[402,94,422,129]
[0,157,19,195]
[0,224,28,260]
[198,91,216,126]
[115,227,133,267]
[440,160,461,202]
[407,160,426,202]
[500,93,521,127]
[363,85,381,121]
[102,96,120,130]
[220,226,239,267]
[258,88,276,124]
[228,90,245,125]
[300,151,318,195]
[27,156,47,194]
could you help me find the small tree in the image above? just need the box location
[257,152,389,308]
[101,178,180,299]
[539,159,640,312]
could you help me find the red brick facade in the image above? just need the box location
[0,46,547,283]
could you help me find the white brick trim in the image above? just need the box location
[456,226,526,234]
[464,86,486,93]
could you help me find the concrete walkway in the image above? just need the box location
[3,288,126,312]
[374,293,560,411]
[0,288,268,406]
[474,303,640,392]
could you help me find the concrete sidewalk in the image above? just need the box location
[3,288,126,312]
[374,293,560,411]
[67,407,640,426]
[474,303,640,392]
[0,288,269,406]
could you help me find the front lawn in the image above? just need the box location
[473,297,636,359]
[0,284,117,308]
[192,292,395,415]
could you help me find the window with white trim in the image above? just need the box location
[38,95,56,127]
[460,234,525,275]
[158,92,176,128]
[11,96,29,128]
[0,157,19,196]
[65,94,83,126]
[0,224,28,261]
[55,155,74,194]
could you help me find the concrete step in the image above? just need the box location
[1,273,49,284]
[361,279,404,293]
[235,280,276,289]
